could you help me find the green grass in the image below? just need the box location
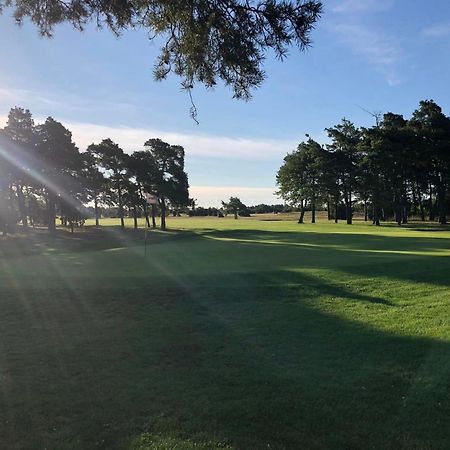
[0,216,449,449]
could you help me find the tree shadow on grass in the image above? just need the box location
[195,228,450,288]
[0,226,195,258]
[202,227,450,252]
[0,270,449,449]
[1,226,449,449]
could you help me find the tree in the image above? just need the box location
[0,107,36,230]
[143,139,190,230]
[130,151,158,228]
[1,1,322,109]
[35,117,83,233]
[276,138,323,223]
[409,100,450,224]
[222,197,250,219]
[80,152,107,227]
[87,139,129,230]
[326,119,361,225]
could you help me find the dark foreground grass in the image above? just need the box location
[0,218,449,449]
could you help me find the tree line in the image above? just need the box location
[277,100,450,225]
[0,107,189,235]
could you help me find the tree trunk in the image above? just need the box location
[47,191,56,234]
[8,183,16,235]
[364,200,368,222]
[373,183,380,226]
[327,199,331,221]
[402,181,408,224]
[311,197,316,224]
[429,182,435,221]
[373,203,380,226]
[144,206,151,227]
[411,182,418,217]
[334,196,338,223]
[437,178,447,224]
[346,189,352,225]
[298,200,305,224]
[160,198,166,230]
[16,183,28,230]
[133,205,138,229]
[395,192,402,226]
[417,186,425,221]
[94,195,100,227]
[151,204,157,228]
[117,182,125,231]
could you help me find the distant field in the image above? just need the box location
[0,216,449,449]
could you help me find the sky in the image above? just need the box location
[1,0,450,206]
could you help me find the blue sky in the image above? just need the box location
[1,0,450,206]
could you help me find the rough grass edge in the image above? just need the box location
[130,433,233,450]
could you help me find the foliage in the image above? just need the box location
[1,0,322,105]
[221,196,251,218]
[0,106,190,233]
[277,100,450,225]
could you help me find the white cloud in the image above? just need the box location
[328,0,404,86]
[0,112,283,206]
[0,112,297,161]
[190,186,280,207]
[66,120,296,161]
[332,0,392,13]
[0,87,135,114]
[330,23,403,86]
[423,23,450,37]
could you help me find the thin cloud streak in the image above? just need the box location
[423,23,450,37]
[0,87,136,115]
[329,0,404,86]
[331,0,392,14]
[0,114,296,161]
[54,119,298,162]
[330,23,403,86]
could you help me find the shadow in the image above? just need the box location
[381,222,450,232]
[0,226,195,258]
[195,228,450,289]
[0,225,449,449]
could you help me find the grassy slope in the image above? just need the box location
[0,216,449,449]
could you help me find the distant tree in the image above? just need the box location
[222,197,250,219]
[276,138,324,223]
[143,139,190,230]
[87,139,128,230]
[35,117,82,233]
[80,152,107,227]
[326,119,361,224]
[122,177,142,230]
[2,1,322,111]
[0,107,36,230]
[409,100,450,224]
[129,151,158,228]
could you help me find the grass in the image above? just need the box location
[0,215,449,449]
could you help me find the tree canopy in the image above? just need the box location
[0,0,322,102]
[0,106,190,234]
[277,100,450,226]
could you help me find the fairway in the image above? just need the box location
[1,217,449,449]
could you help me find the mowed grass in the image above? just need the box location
[0,215,449,449]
